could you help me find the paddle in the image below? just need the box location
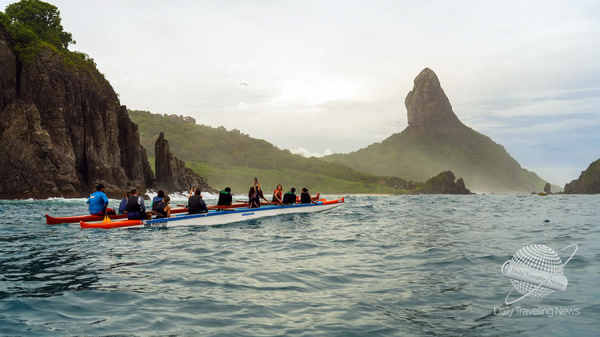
[102,206,111,223]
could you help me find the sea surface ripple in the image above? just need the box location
[0,194,598,336]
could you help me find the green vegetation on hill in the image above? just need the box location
[564,158,600,194]
[131,110,409,194]
[324,127,547,193]
[1,0,101,78]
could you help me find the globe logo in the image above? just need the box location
[501,244,577,305]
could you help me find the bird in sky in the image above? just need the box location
[240,83,248,86]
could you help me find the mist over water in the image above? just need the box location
[0,194,598,336]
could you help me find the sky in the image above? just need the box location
[5,0,600,186]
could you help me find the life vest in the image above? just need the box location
[126,195,142,213]
[155,201,168,217]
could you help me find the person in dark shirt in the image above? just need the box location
[300,187,315,204]
[217,187,233,206]
[248,179,269,208]
[256,182,269,204]
[151,190,165,212]
[118,191,131,214]
[188,188,208,214]
[282,187,296,205]
[127,188,152,220]
[155,195,171,218]
[248,186,259,208]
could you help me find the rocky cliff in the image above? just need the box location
[564,159,600,194]
[0,27,154,198]
[324,68,548,193]
[155,132,215,194]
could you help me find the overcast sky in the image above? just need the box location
[11,0,600,186]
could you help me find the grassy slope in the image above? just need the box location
[131,110,405,194]
[324,127,548,193]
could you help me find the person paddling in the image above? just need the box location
[87,184,115,216]
[188,188,208,214]
[272,184,283,204]
[249,178,268,208]
[217,187,233,206]
[282,187,297,205]
[151,190,165,212]
[126,188,152,220]
[300,187,316,204]
[154,195,171,218]
[118,191,131,214]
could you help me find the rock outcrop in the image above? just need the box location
[0,27,154,198]
[155,132,216,194]
[405,68,465,136]
[324,67,548,193]
[564,159,600,194]
[415,171,472,194]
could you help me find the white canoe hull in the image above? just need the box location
[81,199,344,229]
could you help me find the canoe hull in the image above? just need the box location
[48,195,321,224]
[80,198,344,229]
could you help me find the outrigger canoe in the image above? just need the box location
[80,197,344,229]
[46,194,320,225]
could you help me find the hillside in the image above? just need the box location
[323,68,548,193]
[564,158,600,194]
[128,110,410,194]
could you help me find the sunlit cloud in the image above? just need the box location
[290,147,333,158]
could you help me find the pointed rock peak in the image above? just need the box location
[414,67,439,86]
[154,132,215,194]
[405,68,464,136]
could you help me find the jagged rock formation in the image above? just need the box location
[155,132,215,194]
[0,27,154,198]
[324,68,548,193]
[414,171,472,194]
[564,159,600,194]
[405,68,465,136]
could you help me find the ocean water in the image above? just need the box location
[0,194,598,336]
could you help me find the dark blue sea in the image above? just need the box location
[0,194,598,336]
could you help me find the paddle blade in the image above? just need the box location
[102,214,112,223]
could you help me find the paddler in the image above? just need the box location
[154,195,171,218]
[282,187,297,205]
[217,187,233,206]
[87,184,115,216]
[188,188,208,214]
[126,188,153,220]
[272,184,283,204]
[300,187,316,204]
[249,178,269,208]
[151,190,165,212]
[118,191,131,214]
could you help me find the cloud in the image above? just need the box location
[289,147,333,158]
